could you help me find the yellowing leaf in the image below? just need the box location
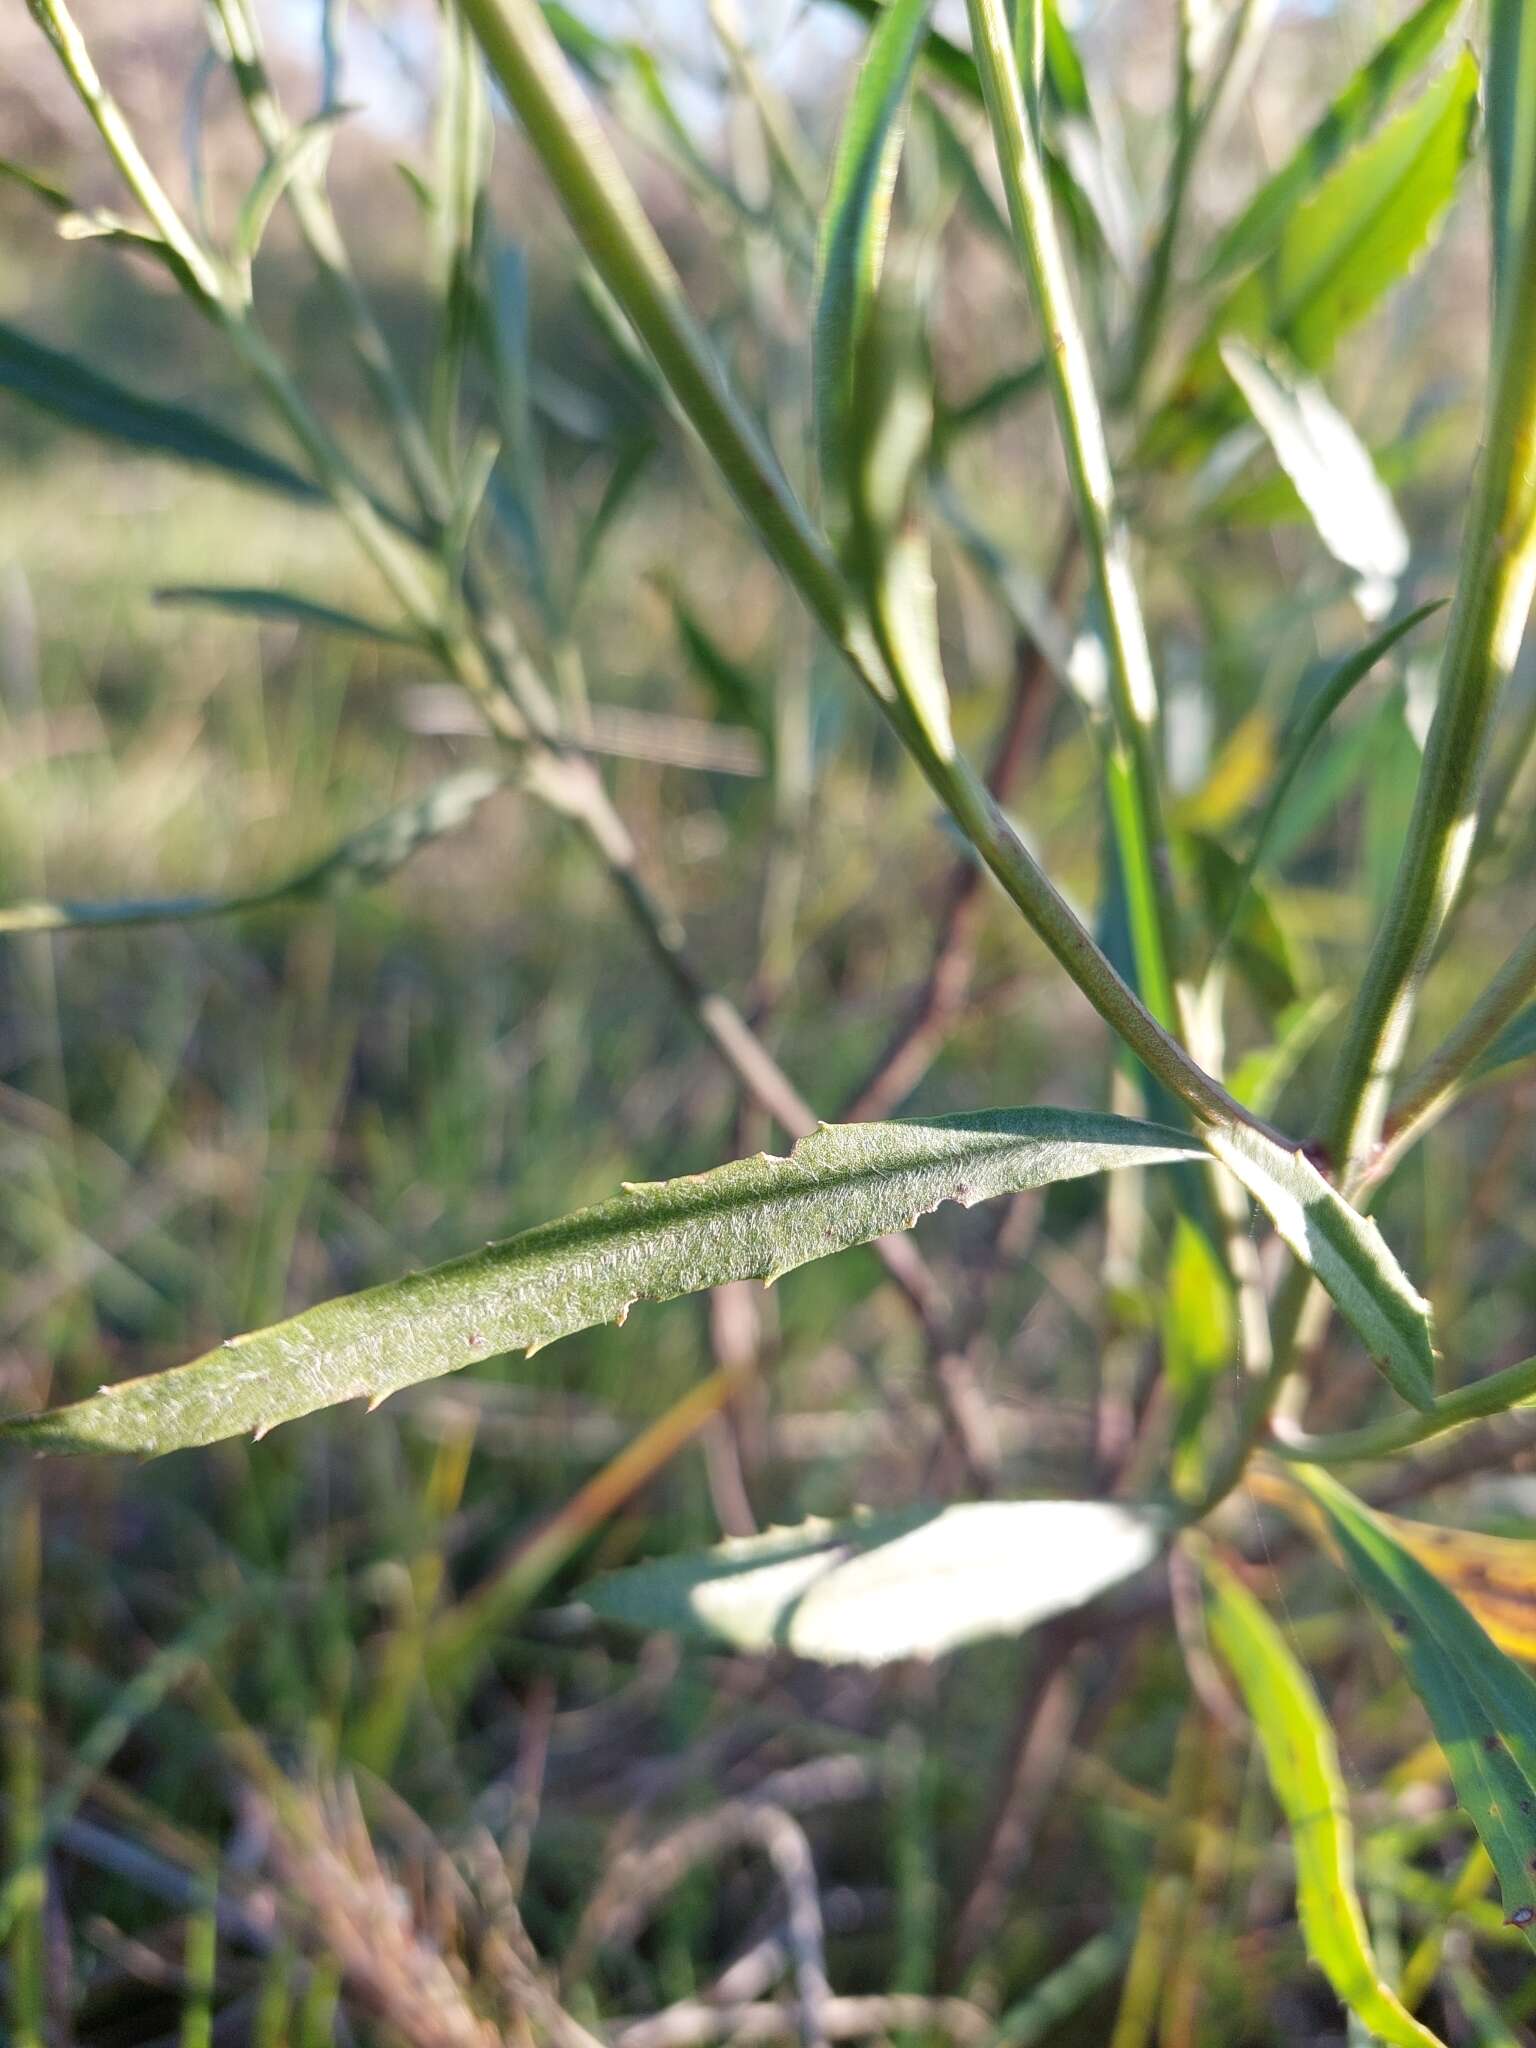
[1376,1516,1536,1664]
[1170,709,1275,834]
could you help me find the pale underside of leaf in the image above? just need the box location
[0,1109,1201,1456]
[585,1500,1164,1663]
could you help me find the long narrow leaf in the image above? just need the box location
[1208,603,1444,961]
[0,1109,1202,1456]
[587,1500,1164,1663]
[154,585,422,645]
[0,322,322,502]
[813,0,931,500]
[1294,1465,1536,1945]
[1202,1551,1446,2045]
[1202,0,1464,283]
[0,771,502,936]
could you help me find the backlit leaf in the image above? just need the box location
[1143,55,1477,467]
[1373,1515,1536,1665]
[1202,0,1464,284]
[1294,1464,1536,1947]
[587,1500,1163,1663]
[1202,1549,1447,2045]
[0,1109,1202,1456]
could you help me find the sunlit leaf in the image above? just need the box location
[0,1109,1202,1456]
[1203,1124,1436,1411]
[1220,339,1409,618]
[587,1500,1164,1663]
[0,771,502,936]
[1202,0,1464,283]
[1294,1465,1536,1947]
[1202,1549,1447,2045]
[1143,55,1478,467]
[813,0,931,502]
[1372,1515,1536,1665]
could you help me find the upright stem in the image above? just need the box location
[962,0,1180,1031]
[1323,251,1536,1181]
[456,0,1280,1144]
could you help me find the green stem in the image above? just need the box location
[458,0,851,649]
[1269,1352,1536,1465]
[962,0,1180,1031]
[458,0,1281,1144]
[1372,919,1536,1184]
[1323,242,1536,1182]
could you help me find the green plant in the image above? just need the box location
[7,0,1536,2039]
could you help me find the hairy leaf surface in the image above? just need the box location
[0,1110,1200,1455]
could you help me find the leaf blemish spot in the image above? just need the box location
[1484,1733,1503,1752]
[1510,1906,1536,1928]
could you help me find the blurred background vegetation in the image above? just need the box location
[3,1,1535,2042]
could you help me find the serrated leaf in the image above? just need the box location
[1204,1123,1436,1411]
[1293,1464,1536,1946]
[1202,1550,1447,2044]
[0,771,502,936]
[813,0,931,503]
[154,585,421,645]
[0,322,322,502]
[587,1500,1163,1663]
[0,1108,1201,1456]
[1143,55,1478,467]
[1220,339,1409,617]
[1202,0,1464,284]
